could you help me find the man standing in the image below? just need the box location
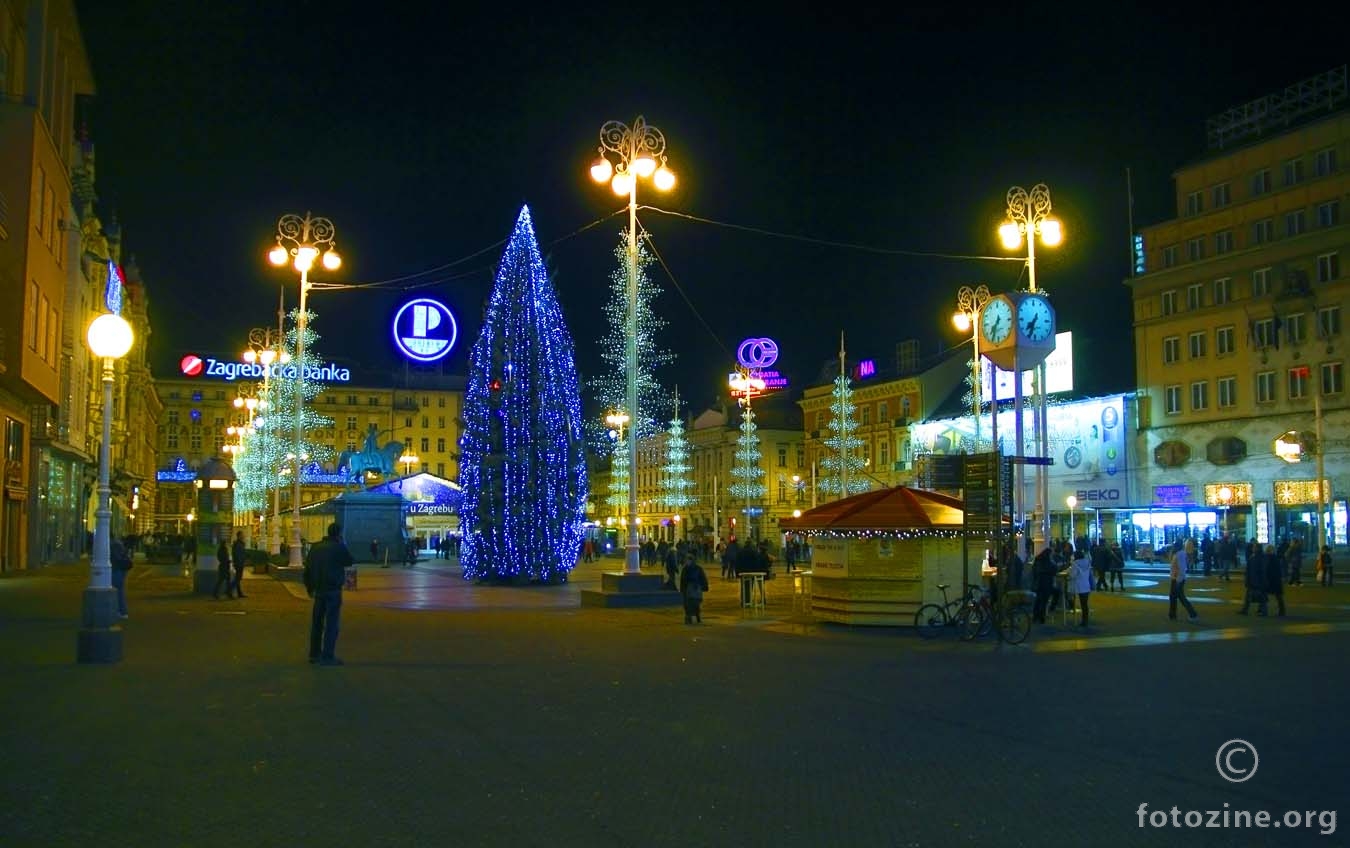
[230,532,247,599]
[1169,542,1199,623]
[305,522,354,666]
[212,535,232,599]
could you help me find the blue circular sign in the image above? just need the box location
[393,298,458,363]
[736,337,779,370]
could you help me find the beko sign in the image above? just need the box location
[179,353,352,383]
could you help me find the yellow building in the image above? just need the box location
[153,370,463,547]
[1129,70,1349,547]
[0,0,96,570]
[798,370,923,494]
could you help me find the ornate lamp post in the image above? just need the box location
[78,312,134,663]
[953,284,992,451]
[267,212,341,568]
[999,184,1063,556]
[1065,494,1078,543]
[589,117,676,575]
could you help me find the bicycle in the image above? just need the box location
[960,585,1032,644]
[913,583,980,639]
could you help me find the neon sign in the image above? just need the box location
[156,457,197,483]
[854,359,876,380]
[733,337,789,394]
[736,337,779,370]
[179,354,352,383]
[393,297,458,363]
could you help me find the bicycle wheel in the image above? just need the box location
[958,604,985,641]
[914,604,947,639]
[1000,606,1032,645]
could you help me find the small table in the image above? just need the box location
[740,572,767,612]
[791,570,813,611]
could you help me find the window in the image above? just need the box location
[190,432,202,450]
[1251,169,1271,196]
[1164,385,1182,415]
[1161,290,1177,315]
[421,396,430,408]
[213,434,225,452]
[1318,201,1341,228]
[796,447,805,468]
[1214,230,1233,254]
[1163,336,1181,364]
[1318,306,1341,339]
[1212,183,1231,208]
[1213,277,1231,305]
[167,410,180,427]
[878,401,889,422]
[367,396,378,406]
[404,416,412,428]
[438,396,446,408]
[1162,245,1178,268]
[420,437,429,452]
[215,391,225,400]
[1186,191,1203,216]
[1283,157,1304,186]
[436,437,445,452]
[1252,267,1271,296]
[777,445,787,467]
[1216,325,1235,355]
[1252,218,1274,244]
[213,416,224,428]
[1288,366,1309,400]
[167,432,179,449]
[1218,376,1237,409]
[901,397,911,418]
[345,416,357,430]
[421,416,428,429]
[776,479,788,504]
[325,396,336,405]
[25,281,37,349]
[860,406,871,426]
[1322,362,1344,395]
[1256,371,1277,404]
[1315,147,1338,177]
[1252,318,1275,348]
[1187,283,1204,310]
[879,439,890,466]
[1190,381,1208,411]
[1284,209,1306,237]
[345,395,357,406]
[437,462,445,477]
[1188,331,1207,359]
[1187,238,1204,261]
[1318,253,1340,283]
[1286,313,1307,345]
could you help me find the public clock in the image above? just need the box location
[981,297,1013,344]
[1017,295,1055,343]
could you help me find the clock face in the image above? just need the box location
[1018,295,1054,343]
[981,298,1013,344]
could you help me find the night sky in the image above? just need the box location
[72,3,1347,415]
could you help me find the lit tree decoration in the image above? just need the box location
[230,404,268,513]
[459,206,587,584]
[728,399,766,501]
[819,374,871,497]
[661,390,696,511]
[260,312,335,478]
[586,236,674,453]
[605,428,629,512]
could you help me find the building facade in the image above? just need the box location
[0,0,96,570]
[1129,77,1349,549]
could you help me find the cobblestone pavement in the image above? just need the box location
[1,560,1345,847]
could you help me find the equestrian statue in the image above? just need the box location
[337,423,406,484]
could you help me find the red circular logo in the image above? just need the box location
[180,354,204,377]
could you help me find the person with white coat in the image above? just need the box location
[1069,547,1093,628]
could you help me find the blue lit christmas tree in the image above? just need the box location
[459,206,587,584]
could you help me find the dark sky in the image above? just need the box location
[73,2,1347,414]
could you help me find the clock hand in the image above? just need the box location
[1025,315,1038,336]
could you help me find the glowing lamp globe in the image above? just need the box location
[260,349,277,365]
[1040,218,1063,246]
[87,313,134,359]
[999,222,1023,250]
[268,245,289,266]
[295,245,318,271]
[952,312,972,332]
[322,249,342,271]
[243,349,257,364]
[632,156,657,178]
[611,171,634,197]
[590,157,613,183]
[1066,495,1078,509]
[653,166,676,191]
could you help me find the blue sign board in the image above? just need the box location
[156,457,196,483]
[393,298,458,363]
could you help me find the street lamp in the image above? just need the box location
[400,451,419,477]
[953,284,992,451]
[1217,485,1233,536]
[589,117,676,575]
[604,410,630,525]
[1000,184,1063,557]
[78,312,134,663]
[1065,494,1078,544]
[268,212,341,568]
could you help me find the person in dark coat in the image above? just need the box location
[110,537,133,618]
[230,532,247,599]
[1237,545,1266,615]
[1262,544,1286,616]
[213,536,233,599]
[1031,548,1056,623]
[679,556,710,624]
[663,545,678,589]
[304,523,355,665]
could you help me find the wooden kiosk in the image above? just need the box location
[780,487,978,626]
